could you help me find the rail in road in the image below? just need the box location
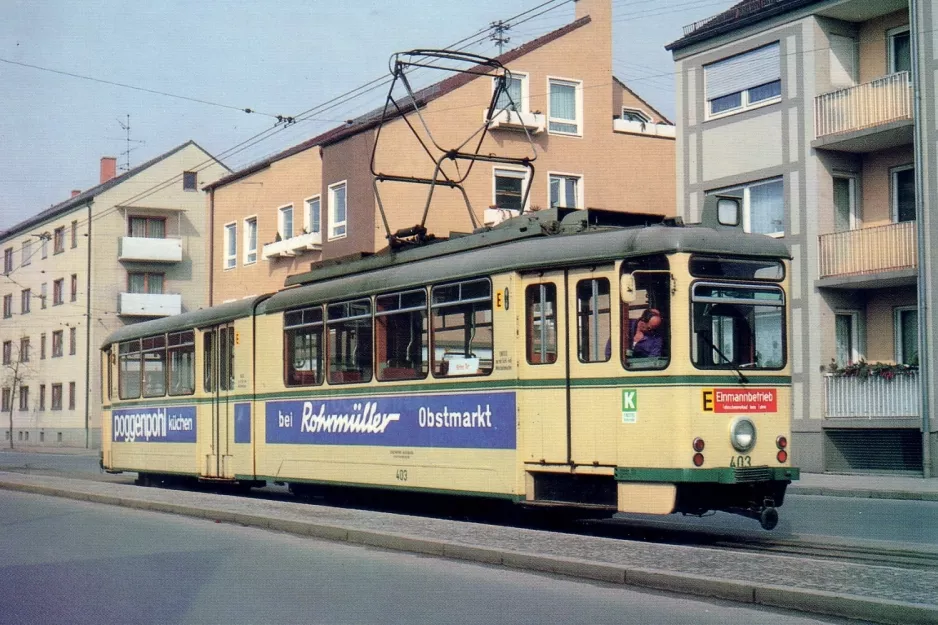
[0,471,936,625]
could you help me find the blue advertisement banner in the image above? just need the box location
[265,392,516,449]
[112,406,197,443]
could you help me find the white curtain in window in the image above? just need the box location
[705,43,780,100]
[550,82,576,121]
[748,179,784,235]
[334,186,347,223]
[495,76,523,111]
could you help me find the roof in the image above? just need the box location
[1,140,228,242]
[666,0,822,51]
[205,15,592,191]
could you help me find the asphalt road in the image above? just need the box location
[0,489,860,625]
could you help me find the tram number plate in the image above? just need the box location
[729,455,751,468]
[395,469,408,482]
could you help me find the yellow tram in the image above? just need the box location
[101,199,798,529]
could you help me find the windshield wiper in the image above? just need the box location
[699,333,749,384]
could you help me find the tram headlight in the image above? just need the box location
[730,418,756,453]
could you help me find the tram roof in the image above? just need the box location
[260,208,789,315]
[101,295,269,348]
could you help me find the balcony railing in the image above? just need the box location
[612,119,676,138]
[825,372,919,418]
[119,237,183,263]
[262,232,322,259]
[815,71,912,138]
[818,221,916,278]
[118,292,182,317]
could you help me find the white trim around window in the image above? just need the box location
[620,107,651,123]
[304,195,322,236]
[704,42,782,120]
[278,204,294,239]
[887,25,911,74]
[492,167,530,212]
[328,181,347,240]
[547,172,584,209]
[547,76,583,136]
[223,222,237,270]
[890,164,915,223]
[492,71,529,113]
[894,305,918,364]
[243,216,257,265]
[834,310,863,367]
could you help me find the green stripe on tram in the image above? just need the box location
[239,475,523,501]
[615,467,800,483]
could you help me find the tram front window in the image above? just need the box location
[692,283,785,370]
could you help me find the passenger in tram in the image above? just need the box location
[629,308,664,357]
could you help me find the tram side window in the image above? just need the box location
[119,339,141,400]
[203,331,215,392]
[141,335,166,398]
[168,331,195,396]
[621,273,671,370]
[376,290,428,381]
[285,306,324,386]
[526,283,557,364]
[576,278,611,363]
[431,279,493,377]
[218,327,235,391]
[328,298,373,384]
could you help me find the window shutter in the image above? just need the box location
[705,43,780,100]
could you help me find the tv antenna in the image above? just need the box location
[115,114,145,172]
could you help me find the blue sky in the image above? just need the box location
[0,0,735,232]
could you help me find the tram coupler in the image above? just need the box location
[728,498,779,530]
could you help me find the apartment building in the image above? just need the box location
[207,0,676,303]
[0,142,228,447]
[668,0,937,475]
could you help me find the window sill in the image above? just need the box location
[547,128,582,138]
[328,233,348,242]
[706,97,781,122]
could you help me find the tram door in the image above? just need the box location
[202,324,236,478]
[518,271,570,464]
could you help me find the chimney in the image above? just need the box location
[71,190,81,198]
[100,157,117,184]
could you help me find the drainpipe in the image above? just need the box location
[208,188,215,306]
[84,201,93,448]
[910,0,932,477]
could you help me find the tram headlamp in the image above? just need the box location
[730,418,756,453]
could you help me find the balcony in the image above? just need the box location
[813,72,913,152]
[613,119,676,138]
[119,237,183,263]
[825,372,919,419]
[118,293,182,317]
[261,232,322,260]
[818,221,917,288]
[484,109,546,134]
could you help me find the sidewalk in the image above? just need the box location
[790,472,938,502]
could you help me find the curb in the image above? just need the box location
[790,486,938,502]
[2,478,937,625]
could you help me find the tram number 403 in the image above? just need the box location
[729,455,752,467]
[395,469,408,482]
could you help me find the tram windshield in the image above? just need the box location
[691,283,785,370]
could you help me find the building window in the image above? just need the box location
[833,174,858,232]
[21,240,31,266]
[52,331,63,358]
[51,383,62,410]
[244,217,257,264]
[69,382,76,410]
[329,182,347,240]
[53,279,64,305]
[183,171,198,191]
[129,216,166,238]
[19,337,29,362]
[548,78,582,134]
[70,274,78,302]
[305,196,321,237]
[891,165,915,223]
[494,73,527,112]
[18,386,28,411]
[278,204,294,239]
[2,294,12,318]
[128,273,163,294]
[707,177,784,237]
[888,26,911,74]
[549,173,582,209]
[21,289,31,314]
[53,226,65,254]
[493,168,528,211]
[835,311,862,367]
[40,283,47,309]
[705,42,781,118]
[3,248,12,274]
[621,108,651,123]
[895,306,918,365]
[224,223,236,269]
[41,237,48,259]
[2,341,11,365]
[0,388,9,412]
[40,333,46,360]
[69,327,77,355]
[71,220,78,248]
[38,384,45,411]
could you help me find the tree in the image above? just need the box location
[1,338,33,449]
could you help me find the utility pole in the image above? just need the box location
[490,20,511,55]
